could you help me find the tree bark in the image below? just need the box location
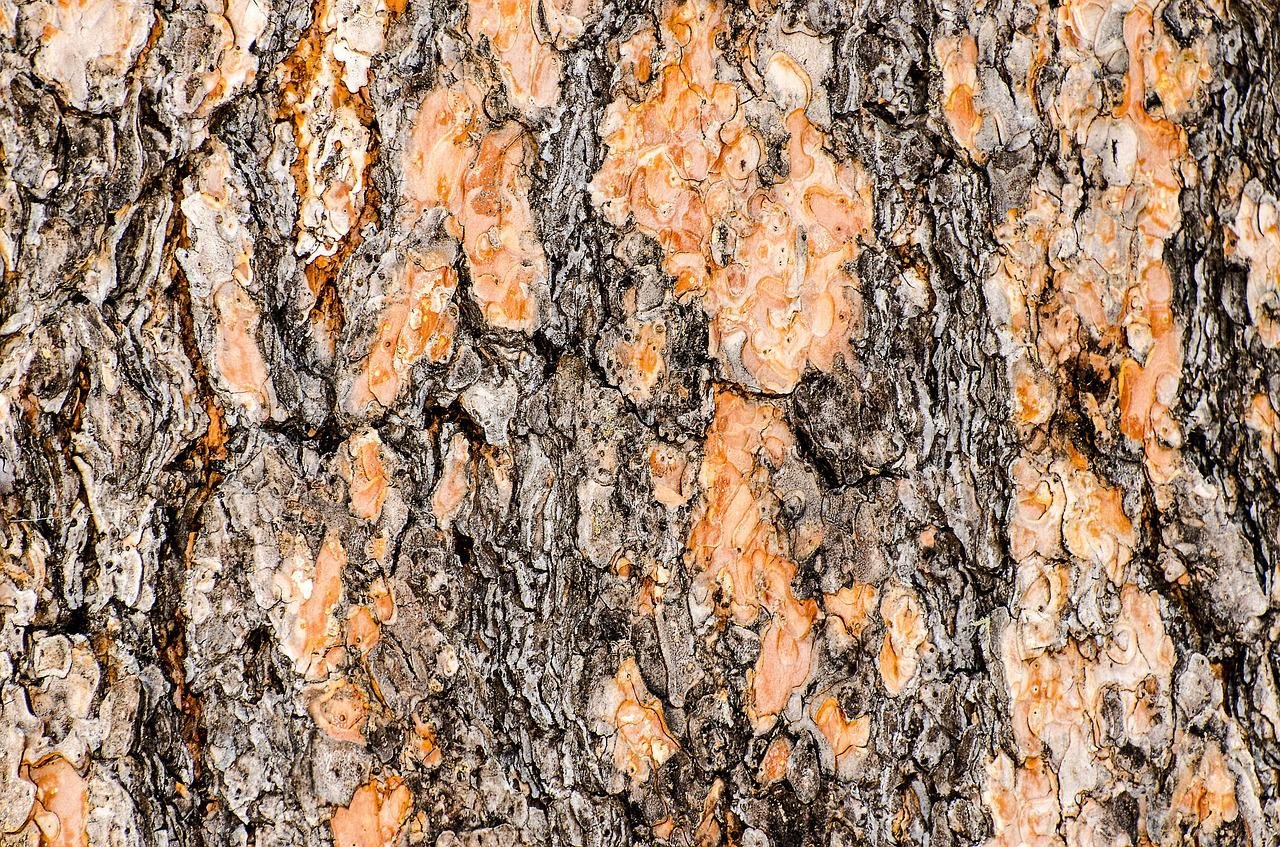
[1,0,1278,846]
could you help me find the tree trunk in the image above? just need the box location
[1,0,1278,845]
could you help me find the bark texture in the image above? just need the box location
[1,0,1279,846]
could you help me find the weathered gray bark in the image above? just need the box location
[1,1,1278,846]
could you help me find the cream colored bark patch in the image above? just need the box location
[175,0,271,117]
[1229,183,1280,348]
[29,0,153,112]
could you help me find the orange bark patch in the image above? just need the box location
[619,25,657,84]
[590,0,873,393]
[466,0,565,115]
[1170,741,1240,835]
[431,433,472,528]
[984,0,1204,482]
[543,0,597,44]
[410,715,443,767]
[934,34,984,162]
[757,736,791,784]
[403,85,482,219]
[308,678,370,744]
[824,583,877,641]
[1059,458,1135,583]
[212,280,274,418]
[342,430,390,522]
[1009,456,1066,564]
[688,391,818,729]
[1146,24,1210,119]
[693,779,724,846]
[456,122,544,331]
[602,658,680,786]
[980,0,1215,836]
[345,605,381,654]
[1013,556,1070,651]
[750,599,816,730]
[282,533,348,679]
[29,756,87,847]
[278,0,387,266]
[348,249,459,412]
[1093,5,1189,478]
[1086,585,1175,741]
[180,143,277,422]
[878,584,928,696]
[1010,454,1136,583]
[1245,393,1280,466]
[647,442,691,508]
[1011,358,1056,430]
[1001,584,1175,801]
[369,577,396,624]
[1117,332,1183,483]
[813,697,870,776]
[708,109,873,392]
[1003,633,1085,758]
[688,391,797,624]
[330,777,414,847]
[612,320,667,403]
[983,753,1062,847]
[590,0,736,285]
[402,91,545,333]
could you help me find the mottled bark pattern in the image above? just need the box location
[0,0,1277,846]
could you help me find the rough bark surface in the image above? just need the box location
[1,1,1278,846]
